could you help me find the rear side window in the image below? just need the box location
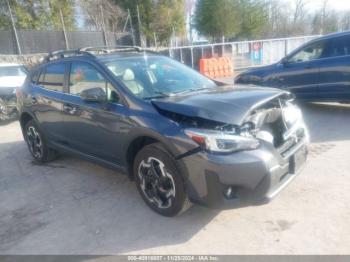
[38,63,65,92]
[326,36,350,58]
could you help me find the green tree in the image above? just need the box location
[237,0,269,39]
[194,0,269,40]
[151,1,185,45]
[0,0,75,30]
[194,0,240,40]
[115,0,185,46]
[0,1,11,29]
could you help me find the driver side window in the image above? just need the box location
[69,62,119,103]
[289,41,326,63]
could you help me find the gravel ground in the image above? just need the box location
[0,102,349,255]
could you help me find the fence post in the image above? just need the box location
[190,48,194,68]
[100,5,108,46]
[231,44,234,70]
[6,0,21,54]
[59,8,69,50]
[128,9,136,46]
[285,39,288,56]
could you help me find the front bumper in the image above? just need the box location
[180,138,308,209]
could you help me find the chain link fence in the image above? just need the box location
[158,35,320,71]
[0,30,320,74]
[0,30,133,54]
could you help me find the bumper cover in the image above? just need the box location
[180,139,308,209]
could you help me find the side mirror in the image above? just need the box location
[281,57,289,66]
[110,90,120,103]
[80,87,107,103]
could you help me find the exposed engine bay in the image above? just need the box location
[244,97,307,156]
[158,94,307,155]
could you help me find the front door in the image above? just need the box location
[269,40,327,100]
[61,61,128,164]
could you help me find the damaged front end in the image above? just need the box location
[152,89,309,206]
[156,92,308,156]
[244,95,309,157]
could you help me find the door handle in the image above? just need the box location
[305,65,313,69]
[63,104,77,114]
[31,96,37,104]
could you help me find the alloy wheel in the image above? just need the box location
[26,126,43,159]
[138,157,176,209]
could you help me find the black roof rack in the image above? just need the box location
[44,46,159,63]
[80,45,143,53]
[80,46,159,55]
[44,49,96,62]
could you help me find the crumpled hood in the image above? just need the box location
[0,76,26,88]
[152,85,289,125]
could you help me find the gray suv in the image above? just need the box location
[17,48,309,216]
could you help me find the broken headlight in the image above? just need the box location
[185,128,260,153]
[282,101,302,127]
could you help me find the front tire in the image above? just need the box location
[24,120,57,163]
[134,143,191,217]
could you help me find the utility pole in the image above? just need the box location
[128,9,136,46]
[136,5,142,47]
[100,5,107,46]
[153,32,157,48]
[60,8,69,50]
[6,0,21,54]
[123,12,130,33]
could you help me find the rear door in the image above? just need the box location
[60,60,127,164]
[271,40,326,100]
[317,35,350,101]
[31,62,68,142]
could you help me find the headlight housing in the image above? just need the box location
[283,101,302,127]
[185,128,260,153]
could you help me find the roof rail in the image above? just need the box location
[80,45,144,54]
[44,49,96,62]
[43,46,159,63]
[81,46,161,55]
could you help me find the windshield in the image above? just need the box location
[104,55,217,99]
[0,66,27,77]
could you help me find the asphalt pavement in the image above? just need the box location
[0,102,349,255]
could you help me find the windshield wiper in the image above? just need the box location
[173,87,213,95]
[144,87,214,99]
[143,91,172,100]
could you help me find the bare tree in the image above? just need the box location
[291,0,310,35]
[293,0,308,24]
[340,11,350,31]
[79,0,126,32]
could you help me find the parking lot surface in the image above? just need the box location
[0,102,350,255]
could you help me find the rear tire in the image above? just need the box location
[24,120,57,163]
[134,143,191,217]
